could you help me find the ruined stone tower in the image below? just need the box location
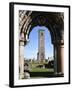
[37,30,45,63]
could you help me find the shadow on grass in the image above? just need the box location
[30,72,64,78]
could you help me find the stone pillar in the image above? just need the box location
[56,44,64,74]
[54,46,57,74]
[19,33,24,79]
[54,41,64,75]
[19,41,24,79]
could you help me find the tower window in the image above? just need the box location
[41,32,43,36]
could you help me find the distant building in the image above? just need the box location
[48,56,54,61]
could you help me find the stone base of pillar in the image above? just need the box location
[24,72,30,79]
[19,73,24,79]
[54,72,64,77]
[54,72,58,75]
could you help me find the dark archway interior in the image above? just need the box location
[19,11,64,45]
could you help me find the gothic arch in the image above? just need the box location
[19,10,64,79]
[19,11,64,45]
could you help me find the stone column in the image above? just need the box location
[54,41,64,75]
[54,46,57,74]
[19,33,24,79]
[56,44,64,74]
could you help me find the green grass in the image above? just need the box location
[31,68,54,72]
[29,62,54,72]
[30,62,47,67]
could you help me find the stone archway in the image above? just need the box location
[19,10,64,79]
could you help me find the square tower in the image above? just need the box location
[37,30,45,63]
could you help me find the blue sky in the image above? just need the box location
[24,26,53,59]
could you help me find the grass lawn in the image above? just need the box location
[31,68,54,72]
[24,61,55,78]
[29,62,54,72]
